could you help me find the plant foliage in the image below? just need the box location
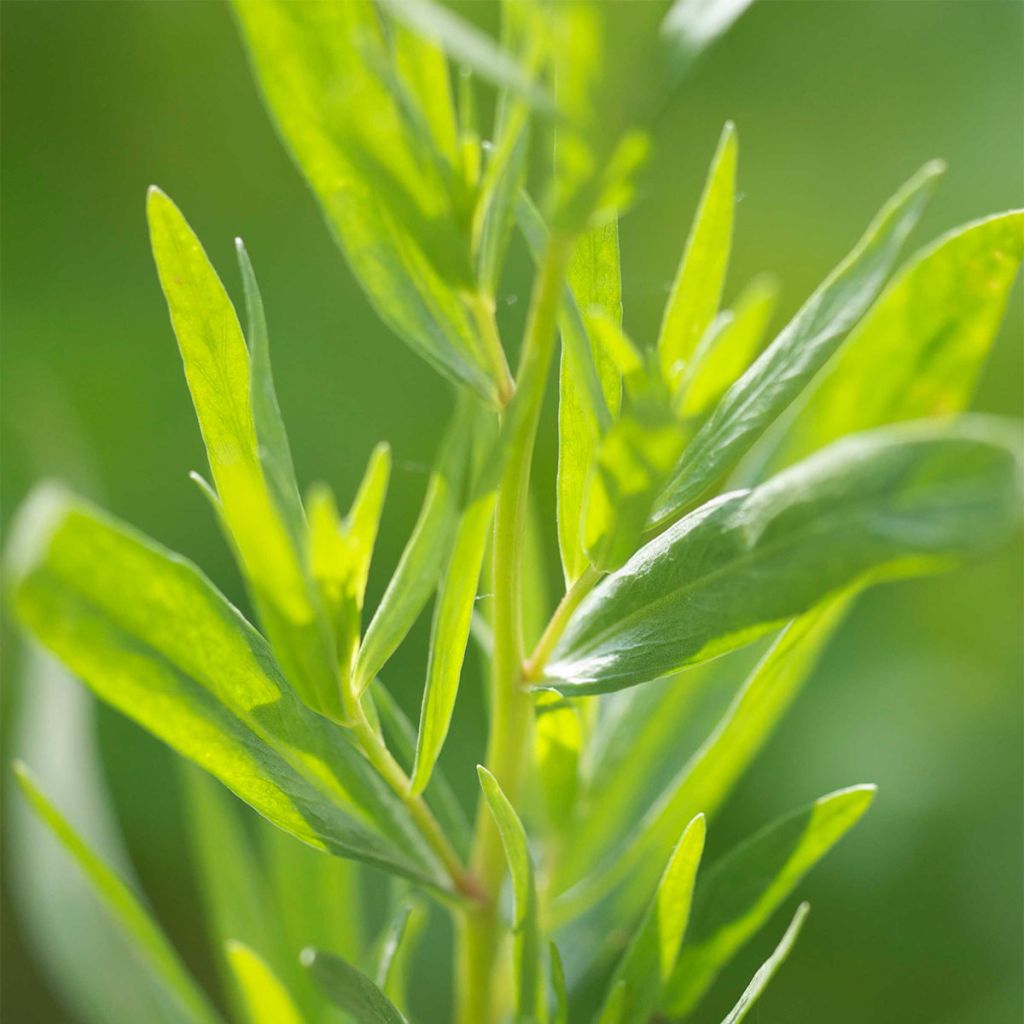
[7,1,1022,1022]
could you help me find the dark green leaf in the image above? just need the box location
[543,417,1022,695]
[303,949,408,1024]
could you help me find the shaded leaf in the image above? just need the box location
[652,162,944,527]
[661,786,875,1017]
[543,417,1022,695]
[13,763,224,1024]
[373,900,427,1015]
[550,943,569,1024]
[303,949,407,1024]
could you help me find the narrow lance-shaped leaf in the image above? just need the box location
[182,768,283,1024]
[652,161,944,527]
[597,814,706,1024]
[679,275,778,419]
[303,949,408,1024]
[410,487,496,795]
[658,122,737,383]
[226,942,306,1024]
[556,594,850,924]
[233,0,499,402]
[13,763,225,1024]
[550,943,569,1024]
[760,209,1024,474]
[355,398,473,694]
[8,486,448,889]
[719,903,810,1024]
[308,443,391,675]
[661,0,758,85]
[542,416,1023,695]
[148,187,341,718]
[478,767,542,1023]
[373,900,427,1015]
[661,786,875,1017]
[236,237,305,543]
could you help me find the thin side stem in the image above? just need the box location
[455,234,571,1024]
[523,564,602,682]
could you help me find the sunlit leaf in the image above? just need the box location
[9,487,448,889]
[679,275,778,418]
[477,766,542,1022]
[13,763,224,1024]
[410,488,495,795]
[761,210,1024,472]
[652,162,944,528]
[719,903,810,1024]
[303,949,408,1024]
[597,814,706,1024]
[661,786,875,1017]
[658,122,737,383]
[355,399,474,694]
[148,187,340,718]
[542,417,1022,695]
[233,0,500,402]
[226,942,306,1024]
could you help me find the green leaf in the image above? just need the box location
[303,949,408,1024]
[13,762,224,1024]
[661,786,875,1017]
[719,903,810,1024]
[235,237,305,543]
[182,768,282,1024]
[679,275,778,419]
[233,0,500,402]
[410,488,496,795]
[147,187,341,718]
[534,692,583,834]
[308,443,391,673]
[555,595,849,924]
[373,900,427,1015]
[658,122,737,383]
[226,942,306,1024]
[556,217,624,584]
[477,766,542,1023]
[550,943,569,1024]
[8,487,448,889]
[598,814,706,1024]
[652,162,944,528]
[762,210,1024,472]
[662,0,758,84]
[542,416,1022,695]
[355,399,473,695]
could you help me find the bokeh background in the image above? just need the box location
[2,1,1021,1021]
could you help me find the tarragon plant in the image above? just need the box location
[7,2,1023,1022]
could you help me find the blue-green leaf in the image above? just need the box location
[652,162,943,527]
[542,417,1022,695]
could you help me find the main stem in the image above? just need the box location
[455,235,570,1023]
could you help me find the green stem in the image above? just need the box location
[455,234,571,1024]
[523,564,601,682]
[342,689,479,902]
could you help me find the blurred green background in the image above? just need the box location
[2,1,1021,1021]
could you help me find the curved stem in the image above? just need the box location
[455,234,571,1023]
